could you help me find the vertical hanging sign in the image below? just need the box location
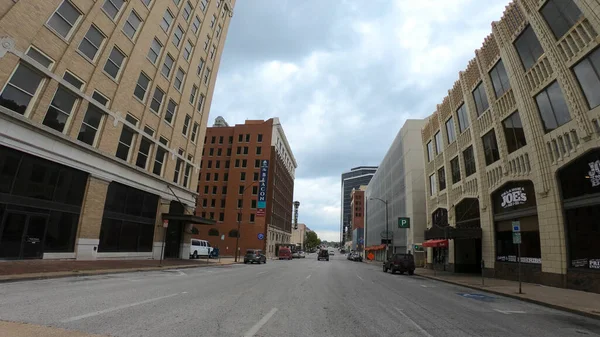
[257,160,269,216]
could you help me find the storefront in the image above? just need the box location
[491,180,541,283]
[425,208,450,271]
[453,198,482,273]
[0,145,88,259]
[559,148,600,292]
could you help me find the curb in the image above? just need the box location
[416,273,600,321]
[0,261,242,284]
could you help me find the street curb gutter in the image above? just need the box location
[0,262,243,284]
[416,273,600,321]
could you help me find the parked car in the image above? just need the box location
[348,253,362,262]
[292,251,300,259]
[278,247,292,260]
[317,249,329,261]
[190,239,212,259]
[383,253,415,275]
[244,249,267,264]
[298,251,306,258]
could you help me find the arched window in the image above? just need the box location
[208,228,219,236]
[228,229,239,238]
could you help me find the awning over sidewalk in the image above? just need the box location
[365,244,386,251]
[161,213,216,225]
[422,239,449,248]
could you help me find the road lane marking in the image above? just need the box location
[394,307,434,337]
[306,274,311,279]
[356,274,365,281]
[243,308,278,337]
[60,293,180,323]
[257,271,267,275]
[494,309,526,314]
[420,285,436,288]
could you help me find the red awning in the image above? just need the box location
[365,244,386,251]
[422,239,449,248]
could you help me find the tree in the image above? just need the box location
[304,231,321,251]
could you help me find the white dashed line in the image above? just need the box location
[244,308,278,337]
[306,274,311,279]
[394,307,434,337]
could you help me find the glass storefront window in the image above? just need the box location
[495,216,541,264]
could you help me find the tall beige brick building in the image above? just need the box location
[0,0,235,260]
[421,0,600,292]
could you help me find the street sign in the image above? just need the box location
[512,221,520,232]
[512,232,521,244]
[398,217,410,228]
[162,220,169,228]
[257,233,265,240]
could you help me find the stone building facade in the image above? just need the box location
[421,0,600,292]
[0,0,234,260]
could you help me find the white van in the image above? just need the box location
[190,239,212,258]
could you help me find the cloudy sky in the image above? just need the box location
[211,0,509,242]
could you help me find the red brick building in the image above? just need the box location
[194,117,297,258]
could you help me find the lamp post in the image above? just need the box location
[234,181,259,262]
[370,197,390,259]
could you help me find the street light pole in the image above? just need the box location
[234,181,259,262]
[370,197,390,260]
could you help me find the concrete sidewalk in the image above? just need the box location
[0,257,240,283]
[0,320,109,337]
[415,267,600,320]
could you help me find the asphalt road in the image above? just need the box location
[1,254,600,337]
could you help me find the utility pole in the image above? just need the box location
[370,197,390,259]
[234,181,259,262]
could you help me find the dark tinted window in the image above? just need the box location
[573,48,600,109]
[540,0,582,39]
[445,117,456,144]
[535,81,571,132]
[472,82,489,116]
[463,146,476,177]
[482,129,500,165]
[450,157,461,184]
[456,104,470,133]
[438,166,446,191]
[489,60,511,98]
[514,26,544,70]
[503,111,527,153]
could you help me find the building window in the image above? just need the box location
[429,174,436,196]
[149,87,165,113]
[0,63,45,115]
[242,159,247,167]
[141,0,152,7]
[503,111,527,153]
[445,117,456,144]
[216,24,222,38]
[200,0,207,11]
[134,72,150,101]
[26,47,54,69]
[47,1,82,39]
[173,25,184,48]
[463,146,476,177]
[223,172,228,181]
[183,40,193,60]
[438,166,446,191]
[207,160,212,168]
[123,11,142,40]
[192,16,201,34]
[245,134,250,142]
[173,0,181,5]
[250,214,255,223]
[147,38,163,64]
[153,138,168,176]
[197,93,205,112]
[116,115,138,161]
[243,146,248,155]
[456,104,470,133]
[183,157,193,187]
[426,141,434,162]
[235,159,240,167]
[174,68,185,91]
[573,47,600,109]
[173,153,183,183]
[254,159,260,168]
[217,149,222,156]
[253,172,259,181]
[210,45,216,60]
[535,81,571,132]
[434,131,443,154]
[204,68,211,85]
[514,25,544,71]
[210,14,216,28]
[190,86,198,105]
[43,85,80,132]
[136,137,152,169]
[77,103,104,146]
[183,1,193,21]
[197,58,205,75]
[98,182,158,253]
[240,172,246,181]
[219,136,223,144]
[211,199,216,207]
[238,185,244,194]
[219,213,225,221]
[162,53,174,78]
[182,114,191,136]
[237,199,243,208]
[252,186,258,195]
[78,25,105,61]
[489,59,511,99]
[191,123,199,143]
[472,82,489,116]
[161,9,174,32]
[450,156,461,184]
[257,134,263,142]
[103,47,126,79]
[102,0,126,20]
[482,129,500,165]
[226,148,231,156]
[165,99,177,124]
[238,134,243,142]
[236,146,241,155]
[222,186,227,194]
[251,200,257,208]
[540,0,582,39]
[204,34,210,51]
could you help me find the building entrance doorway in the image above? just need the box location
[0,211,48,259]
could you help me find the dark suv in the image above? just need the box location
[383,253,415,275]
[317,249,329,261]
[244,249,266,264]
